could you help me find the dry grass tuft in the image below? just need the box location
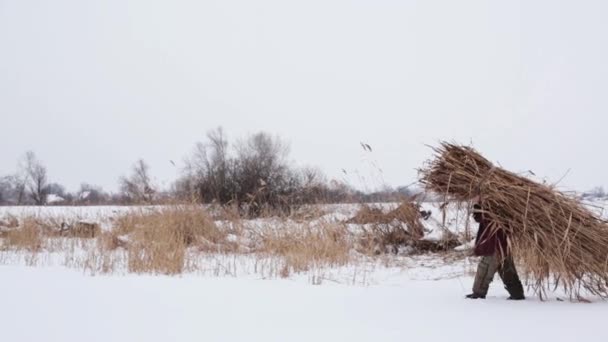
[210,203,242,221]
[59,222,101,238]
[0,199,473,281]
[420,142,608,299]
[113,206,223,274]
[2,218,43,252]
[388,202,425,239]
[288,205,328,222]
[100,231,129,251]
[258,222,352,275]
[348,205,387,224]
[115,206,223,244]
[349,203,424,237]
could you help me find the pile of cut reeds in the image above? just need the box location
[348,202,425,242]
[420,142,608,299]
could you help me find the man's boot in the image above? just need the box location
[499,257,525,300]
[507,292,525,300]
[465,293,486,299]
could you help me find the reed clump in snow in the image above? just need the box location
[113,206,224,274]
[1,218,43,252]
[351,202,431,254]
[257,221,352,277]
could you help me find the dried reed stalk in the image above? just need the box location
[420,142,608,299]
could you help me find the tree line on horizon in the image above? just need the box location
[0,128,418,215]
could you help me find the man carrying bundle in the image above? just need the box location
[466,204,525,300]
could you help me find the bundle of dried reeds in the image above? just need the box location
[420,142,608,299]
[389,202,425,239]
[348,202,425,242]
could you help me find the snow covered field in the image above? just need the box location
[1,201,607,341]
[2,265,607,342]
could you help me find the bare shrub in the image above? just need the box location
[181,127,235,204]
[234,132,298,216]
[119,159,156,204]
[178,128,340,217]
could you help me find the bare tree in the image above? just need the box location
[21,151,49,205]
[584,186,607,199]
[0,158,28,204]
[179,129,334,216]
[296,166,328,203]
[120,159,155,203]
[206,127,231,201]
[0,174,28,205]
[0,177,6,204]
[234,132,298,215]
[0,176,13,204]
[182,127,237,203]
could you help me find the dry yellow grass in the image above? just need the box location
[348,205,386,224]
[112,206,223,274]
[257,221,352,277]
[0,203,470,282]
[2,218,43,252]
[209,203,242,221]
[67,222,101,238]
[0,206,361,277]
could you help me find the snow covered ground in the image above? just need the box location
[1,265,607,342]
[1,201,607,341]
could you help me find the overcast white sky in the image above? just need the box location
[1,0,607,192]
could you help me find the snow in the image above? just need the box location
[46,194,65,204]
[79,190,91,200]
[1,202,608,341]
[1,199,605,227]
[0,205,168,218]
[0,265,607,342]
[0,205,163,232]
